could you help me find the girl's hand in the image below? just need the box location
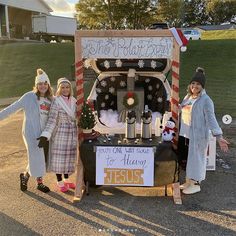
[218,138,230,152]
[37,136,48,148]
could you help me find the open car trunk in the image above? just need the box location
[87,58,172,134]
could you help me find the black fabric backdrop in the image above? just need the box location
[95,75,170,116]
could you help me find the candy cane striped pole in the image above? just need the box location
[171,41,180,148]
[74,33,85,200]
[75,60,84,116]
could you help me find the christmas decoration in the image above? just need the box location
[151,60,157,69]
[95,75,166,113]
[147,94,152,100]
[104,60,110,69]
[109,87,115,94]
[123,91,139,109]
[170,27,188,52]
[138,60,144,68]
[84,59,91,68]
[78,102,96,130]
[161,119,176,142]
[115,59,122,67]
[120,80,126,87]
[95,59,167,72]
[96,88,102,93]
[101,80,107,87]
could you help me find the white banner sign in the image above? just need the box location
[206,135,216,171]
[81,37,173,59]
[96,146,154,186]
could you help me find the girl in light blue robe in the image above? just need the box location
[0,69,53,193]
[178,67,229,194]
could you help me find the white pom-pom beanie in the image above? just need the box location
[35,69,50,86]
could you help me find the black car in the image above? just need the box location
[149,22,169,29]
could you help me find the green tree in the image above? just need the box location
[78,102,96,129]
[127,0,158,29]
[75,0,108,29]
[206,0,236,24]
[76,0,158,29]
[182,0,209,27]
[155,0,183,27]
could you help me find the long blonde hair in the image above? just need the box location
[33,85,54,100]
[186,84,194,96]
[56,82,73,97]
[187,67,205,96]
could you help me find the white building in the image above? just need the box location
[0,0,52,38]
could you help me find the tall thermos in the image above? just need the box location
[141,105,152,139]
[155,117,161,137]
[125,110,136,139]
[162,111,171,132]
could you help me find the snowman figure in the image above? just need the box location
[161,119,176,142]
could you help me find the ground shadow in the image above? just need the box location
[0,212,40,236]
[25,168,236,236]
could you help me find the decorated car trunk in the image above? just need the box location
[74,29,187,203]
[87,58,172,134]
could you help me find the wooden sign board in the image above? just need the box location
[81,37,173,59]
[96,146,154,186]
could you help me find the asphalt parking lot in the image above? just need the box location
[0,112,235,236]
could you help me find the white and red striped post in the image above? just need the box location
[75,60,84,116]
[74,33,85,200]
[171,41,180,148]
[170,40,182,203]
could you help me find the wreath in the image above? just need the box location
[123,91,139,109]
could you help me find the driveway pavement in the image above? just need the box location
[0,112,235,236]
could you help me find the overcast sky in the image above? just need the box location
[44,0,77,17]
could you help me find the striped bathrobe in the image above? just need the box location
[41,96,78,174]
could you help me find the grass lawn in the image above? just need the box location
[179,39,236,118]
[202,29,236,40]
[0,38,235,117]
[0,42,74,98]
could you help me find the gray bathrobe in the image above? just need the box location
[0,92,49,177]
[181,90,222,182]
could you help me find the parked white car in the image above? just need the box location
[183,29,201,40]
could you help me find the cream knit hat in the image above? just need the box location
[35,69,50,86]
[57,77,71,88]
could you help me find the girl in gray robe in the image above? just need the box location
[178,67,229,194]
[0,69,53,193]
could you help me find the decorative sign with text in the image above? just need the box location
[96,146,154,186]
[206,134,216,171]
[81,37,173,59]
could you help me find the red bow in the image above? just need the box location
[127,91,134,98]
